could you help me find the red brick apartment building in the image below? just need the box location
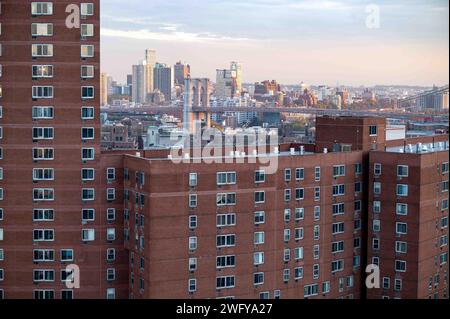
[0,1,448,300]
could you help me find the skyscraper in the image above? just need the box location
[132,62,147,104]
[0,0,127,299]
[215,62,242,99]
[100,73,109,106]
[153,63,173,102]
[144,49,156,97]
[174,61,190,86]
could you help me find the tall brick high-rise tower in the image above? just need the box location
[0,0,127,299]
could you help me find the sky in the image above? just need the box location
[101,0,449,87]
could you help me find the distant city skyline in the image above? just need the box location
[101,0,449,86]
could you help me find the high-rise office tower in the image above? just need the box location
[215,62,242,99]
[153,63,173,102]
[174,61,190,86]
[100,73,109,106]
[0,0,127,299]
[144,49,156,96]
[132,62,147,104]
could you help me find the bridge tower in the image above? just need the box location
[183,77,212,134]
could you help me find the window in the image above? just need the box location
[394,279,402,292]
[33,127,54,140]
[332,241,345,253]
[355,200,362,212]
[396,222,407,235]
[33,209,54,221]
[81,65,94,79]
[355,182,362,193]
[396,203,408,216]
[81,209,95,222]
[442,181,449,192]
[34,290,55,300]
[189,258,197,271]
[33,249,54,262]
[217,172,236,185]
[189,216,197,230]
[32,86,53,98]
[260,292,270,299]
[33,106,54,119]
[284,168,291,181]
[254,211,265,225]
[32,65,53,77]
[188,279,197,292]
[0,228,2,241]
[31,2,53,15]
[189,173,197,187]
[331,260,344,273]
[33,270,55,282]
[332,222,345,235]
[255,170,265,183]
[81,3,94,16]
[395,241,407,254]
[332,184,345,196]
[373,201,381,213]
[61,249,74,262]
[82,229,95,241]
[333,203,345,216]
[31,23,53,36]
[283,269,290,282]
[254,272,264,285]
[82,188,94,201]
[382,277,390,289]
[372,238,380,250]
[254,191,265,204]
[284,209,291,222]
[189,237,197,250]
[295,188,304,200]
[313,244,320,259]
[81,86,94,99]
[33,168,54,181]
[106,268,115,281]
[189,194,197,208]
[81,45,94,58]
[315,167,321,181]
[374,163,382,176]
[355,163,362,175]
[32,44,53,57]
[295,208,304,221]
[373,219,381,232]
[397,184,408,197]
[33,229,54,242]
[216,193,236,206]
[294,247,303,260]
[81,107,94,119]
[217,234,235,248]
[314,187,320,201]
[397,165,409,177]
[82,148,95,161]
[294,267,304,280]
[81,127,94,140]
[33,188,54,201]
[333,165,346,177]
[254,252,264,265]
[373,182,381,195]
[106,288,115,300]
[284,229,291,242]
[440,253,448,265]
[216,213,236,227]
[322,282,330,294]
[295,228,304,241]
[254,232,264,245]
[442,162,449,174]
[395,260,407,272]
[107,248,115,262]
[106,188,115,201]
[442,199,449,211]
[216,276,235,289]
[81,24,94,37]
[61,290,73,300]
[295,168,304,180]
[106,228,116,241]
[304,284,319,298]
[369,125,378,136]
[283,249,290,262]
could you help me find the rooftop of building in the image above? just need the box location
[386,140,449,154]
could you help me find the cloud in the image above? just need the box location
[100,28,251,43]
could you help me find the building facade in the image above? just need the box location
[0,0,128,299]
[153,63,173,102]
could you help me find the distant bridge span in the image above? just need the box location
[102,106,448,121]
